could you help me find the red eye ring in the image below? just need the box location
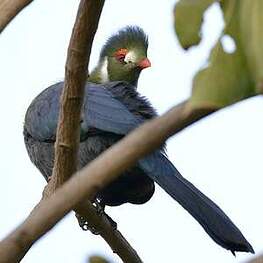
[114,48,128,62]
[116,54,125,62]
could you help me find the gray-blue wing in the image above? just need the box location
[139,152,254,254]
[24,81,143,142]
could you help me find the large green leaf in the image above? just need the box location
[190,41,254,108]
[174,0,263,108]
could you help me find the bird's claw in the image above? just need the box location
[75,199,117,234]
[94,199,105,215]
[76,213,101,235]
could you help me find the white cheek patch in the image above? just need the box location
[100,57,109,83]
[124,50,137,64]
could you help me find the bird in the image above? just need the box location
[23,26,254,255]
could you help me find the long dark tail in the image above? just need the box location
[139,152,254,254]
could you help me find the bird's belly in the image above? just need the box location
[97,167,155,206]
[79,134,155,206]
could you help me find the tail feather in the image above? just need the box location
[139,152,254,254]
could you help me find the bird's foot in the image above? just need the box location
[75,199,117,234]
[94,198,106,216]
[94,199,117,230]
[76,213,101,235]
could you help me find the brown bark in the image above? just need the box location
[246,254,263,263]
[0,0,33,33]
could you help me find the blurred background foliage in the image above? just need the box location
[174,0,263,109]
[88,255,111,263]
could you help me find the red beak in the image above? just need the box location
[138,58,151,69]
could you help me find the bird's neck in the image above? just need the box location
[89,57,109,84]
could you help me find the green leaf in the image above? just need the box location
[174,0,215,49]
[239,0,263,92]
[190,41,254,108]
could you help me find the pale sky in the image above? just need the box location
[0,1,262,262]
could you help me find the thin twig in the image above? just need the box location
[0,101,215,262]
[0,0,33,33]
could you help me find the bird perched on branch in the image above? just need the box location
[24,26,253,255]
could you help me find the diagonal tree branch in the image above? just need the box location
[0,0,33,33]
[0,100,215,262]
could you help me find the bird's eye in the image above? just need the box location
[116,54,126,63]
[114,48,128,64]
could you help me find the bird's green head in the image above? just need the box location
[90,26,151,86]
